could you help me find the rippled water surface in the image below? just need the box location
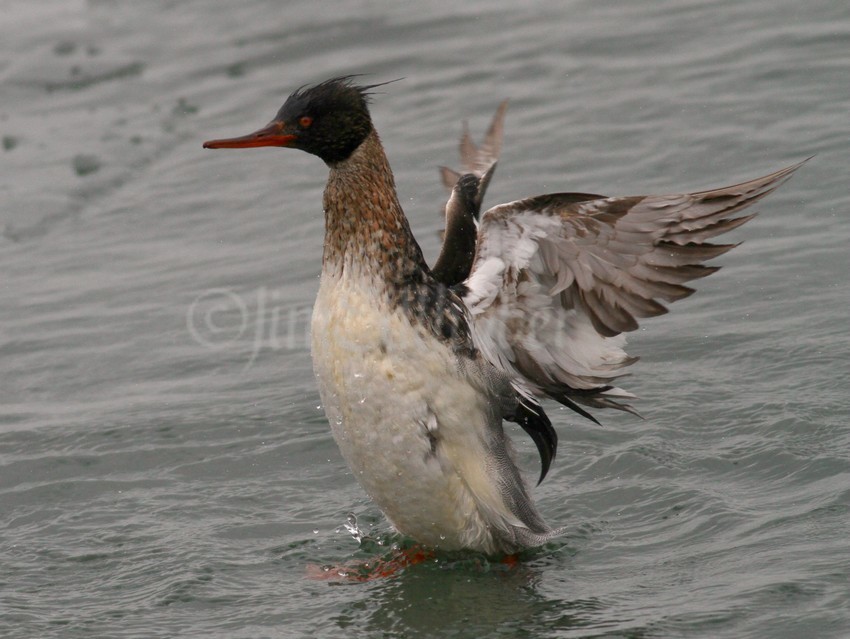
[2,1,849,637]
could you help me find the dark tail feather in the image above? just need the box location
[508,399,558,485]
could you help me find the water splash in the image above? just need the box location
[342,512,365,543]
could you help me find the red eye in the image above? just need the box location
[299,116,313,128]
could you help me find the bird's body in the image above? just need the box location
[203,77,803,554]
[310,130,551,552]
[311,278,515,551]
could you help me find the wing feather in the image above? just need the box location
[462,160,807,416]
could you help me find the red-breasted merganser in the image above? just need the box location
[203,76,803,555]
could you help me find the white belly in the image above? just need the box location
[310,270,504,550]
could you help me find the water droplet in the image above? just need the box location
[53,41,76,56]
[71,154,101,177]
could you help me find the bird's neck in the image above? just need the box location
[322,130,427,282]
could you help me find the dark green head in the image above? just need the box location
[203,76,384,164]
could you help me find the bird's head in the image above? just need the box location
[203,76,386,164]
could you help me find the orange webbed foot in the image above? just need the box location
[306,545,435,582]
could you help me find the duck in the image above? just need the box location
[203,76,803,555]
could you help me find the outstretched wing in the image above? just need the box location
[461,161,806,418]
[432,102,508,287]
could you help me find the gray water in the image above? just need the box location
[2,1,849,637]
